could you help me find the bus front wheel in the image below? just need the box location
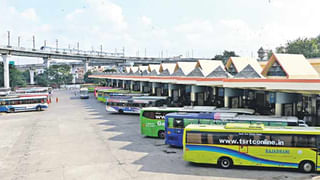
[36,106,42,111]
[299,161,314,173]
[158,130,165,139]
[218,157,233,169]
[9,108,15,113]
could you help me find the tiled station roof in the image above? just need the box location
[262,54,319,79]
[90,53,320,94]
[226,57,263,73]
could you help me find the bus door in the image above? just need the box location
[238,135,248,153]
[317,136,320,170]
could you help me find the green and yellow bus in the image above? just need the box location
[96,89,146,103]
[183,123,320,173]
[140,107,255,139]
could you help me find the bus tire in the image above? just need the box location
[218,157,233,169]
[158,130,165,139]
[36,106,42,111]
[118,109,124,114]
[299,160,314,173]
[9,108,15,113]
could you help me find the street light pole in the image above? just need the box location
[18,36,20,48]
[7,31,11,47]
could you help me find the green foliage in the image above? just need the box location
[276,36,320,58]
[84,70,106,85]
[35,71,49,87]
[213,50,239,64]
[84,71,93,83]
[35,65,73,88]
[22,70,30,83]
[0,63,27,89]
[10,65,27,88]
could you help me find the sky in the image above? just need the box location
[0,0,320,64]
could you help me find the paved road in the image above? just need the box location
[0,90,319,180]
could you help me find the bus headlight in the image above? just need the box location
[167,131,171,134]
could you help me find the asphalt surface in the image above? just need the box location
[0,90,319,180]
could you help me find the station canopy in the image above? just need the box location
[196,60,224,76]
[187,67,205,77]
[171,68,186,76]
[233,64,263,79]
[174,62,197,75]
[206,66,230,78]
[160,63,176,75]
[262,53,319,79]
[225,57,262,75]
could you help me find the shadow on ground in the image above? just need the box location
[74,92,318,179]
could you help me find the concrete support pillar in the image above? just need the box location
[191,85,205,103]
[116,80,119,88]
[2,55,10,88]
[275,103,282,116]
[122,80,125,89]
[84,60,89,73]
[311,95,317,116]
[71,65,77,84]
[43,57,50,69]
[152,82,161,95]
[111,79,114,87]
[130,81,134,91]
[168,84,178,97]
[140,81,144,92]
[72,74,76,84]
[29,69,35,85]
[224,96,229,108]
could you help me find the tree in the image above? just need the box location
[35,65,73,88]
[276,36,320,58]
[213,50,239,64]
[84,70,106,85]
[84,71,93,83]
[22,70,30,83]
[0,63,27,89]
[35,71,49,87]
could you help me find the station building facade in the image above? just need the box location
[89,53,320,126]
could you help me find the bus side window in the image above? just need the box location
[168,118,174,128]
[207,133,214,144]
[186,132,202,144]
[201,133,208,144]
[317,136,320,148]
[143,111,155,119]
[199,119,210,125]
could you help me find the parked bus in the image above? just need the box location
[106,96,168,114]
[0,96,48,113]
[14,87,51,98]
[94,87,113,97]
[165,112,307,147]
[15,87,50,94]
[80,88,89,99]
[97,89,146,103]
[80,83,97,93]
[140,107,255,139]
[183,123,320,173]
